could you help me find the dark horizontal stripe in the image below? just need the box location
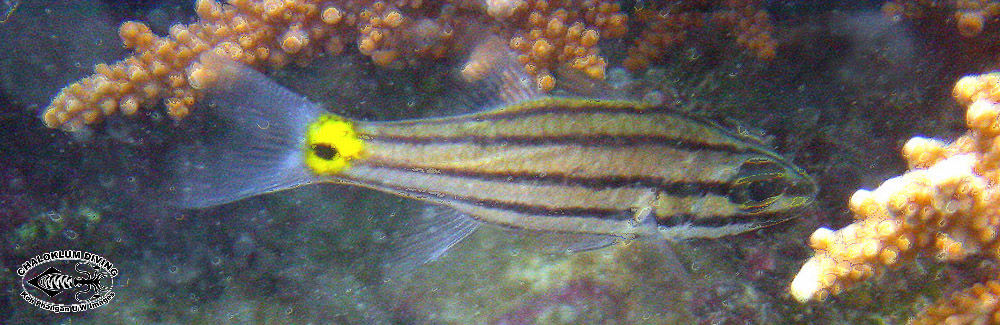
[386,101,652,126]
[657,210,794,229]
[354,159,732,198]
[367,134,752,155]
[384,100,755,146]
[345,168,797,236]
[389,101,698,130]
[479,105,748,143]
[340,174,633,221]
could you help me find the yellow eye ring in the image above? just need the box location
[304,114,365,175]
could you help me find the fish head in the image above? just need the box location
[304,114,366,175]
[725,155,817,220]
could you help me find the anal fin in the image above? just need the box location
[514,230,622,253]
[380,205,480,278]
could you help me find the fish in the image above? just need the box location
[170,49,816,272]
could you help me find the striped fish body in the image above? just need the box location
[322,98,816,240]
[171,54,816,262]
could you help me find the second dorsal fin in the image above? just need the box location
[552,65,630,100]
[449,36,542,113]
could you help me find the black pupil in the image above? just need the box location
[727,158,792,211]
[313,144,338,160]
[747,178,779,202]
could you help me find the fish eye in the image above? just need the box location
[746,177,786,202]
[728,158,791,213]
[312,143,339,160]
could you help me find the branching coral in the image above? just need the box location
[789,72,1000,323]
[623,0,777,73]
[911,280,1000,324]
[41,0,627,131]
[488,0,626,91]
[42,0,792,131]
[882,0,1000,37]
[44,0,450,130]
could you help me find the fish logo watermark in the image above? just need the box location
[17,250,117,313]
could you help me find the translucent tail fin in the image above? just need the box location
[168,54,323,208]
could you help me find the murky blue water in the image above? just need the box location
[0,1,981,324]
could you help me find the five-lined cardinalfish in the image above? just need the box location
[170,49,817,273]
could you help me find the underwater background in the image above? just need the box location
[2,0,998,323]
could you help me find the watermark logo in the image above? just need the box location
[17,250,117,313]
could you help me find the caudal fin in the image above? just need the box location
[168,54,323,208]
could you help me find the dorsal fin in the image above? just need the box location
[674,103,774,148]
[552,66,630,100]
[700,113,772,147]
[450,36,541,113]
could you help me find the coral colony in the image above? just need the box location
[41,0,780,131]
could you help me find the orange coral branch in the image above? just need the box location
[882,0,1000,37]
[624,0,776,73]
[42,0,628,131]
[789,72,1000,323]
